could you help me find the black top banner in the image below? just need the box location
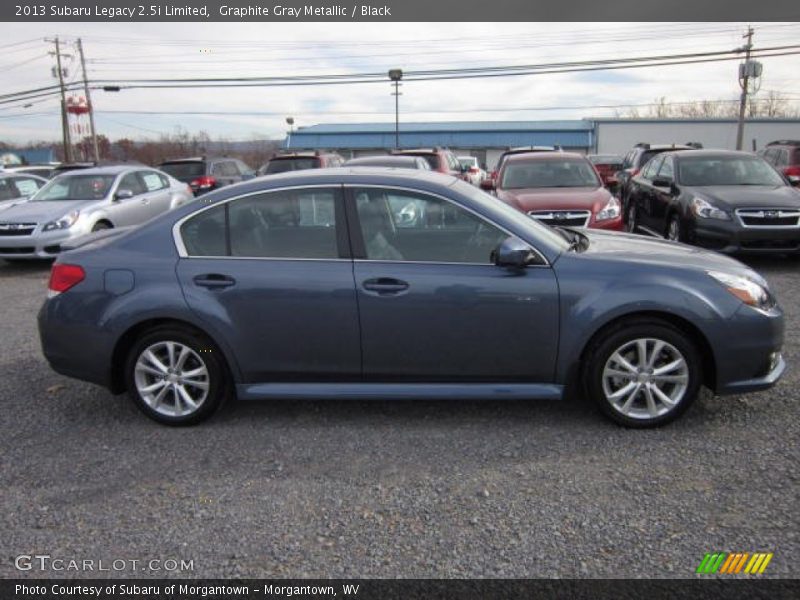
[3,0,800,22]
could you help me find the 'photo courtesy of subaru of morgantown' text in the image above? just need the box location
[0,2,798,598]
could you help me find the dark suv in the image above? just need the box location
[159,157,254,196]
[618,144,699,216]
[391,148,466,179]
[259,151,344,175]
[759,140,800,186]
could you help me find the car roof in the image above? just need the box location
[504,151,587,163]
[160,157,234,163]
[636,144,695,152]
[666,149,760,159]
[345,155,421,165]
[0,172,47,181]
[53,165,146,176]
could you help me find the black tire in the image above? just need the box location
[625,204,637,233]
[583,319,702,428]
[124,326,230,425]
[92,221,111,232]
[666,214,684,242]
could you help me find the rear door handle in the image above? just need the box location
[362,277,409,295]
[193,274,236,289]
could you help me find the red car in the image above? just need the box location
[759,140,800,186]
[391,147,467,180]
[489,152,623,231]
[587,153,623,194]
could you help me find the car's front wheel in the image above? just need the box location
[584,319,702,427]
[625,204,637,233]
[666,214,684,242]
[124,326,229,425]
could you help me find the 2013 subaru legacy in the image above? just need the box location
[37,169,786,427]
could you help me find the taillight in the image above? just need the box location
[490,170,498,180]
[784,166,800,182]
[469,166,479,173]
[631,168,641,177]
[48,263,85,297]
[190,176,217,189]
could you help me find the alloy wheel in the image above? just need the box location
[133,341,210,417]
[601,338,689,420]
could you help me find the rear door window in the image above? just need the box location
[181,188,342,259]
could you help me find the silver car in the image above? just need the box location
[0,173,48,212]
[0,166,193,260]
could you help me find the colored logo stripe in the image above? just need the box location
[697,552,773,574]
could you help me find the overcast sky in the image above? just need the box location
[1,21,799,144]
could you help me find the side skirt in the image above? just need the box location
[236,383,564,401]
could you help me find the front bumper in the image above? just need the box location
[0,227,87,259]
[689,218,800,254]
[713,303,785,395]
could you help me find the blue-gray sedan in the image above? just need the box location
[37,169,786,427]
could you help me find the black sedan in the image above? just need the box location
[626,150,800,254]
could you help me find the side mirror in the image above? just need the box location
[788,177,800,187]
[491,236,541,268]
[480,178,496,191]
[114,189,134,201]
[651,178,672,189]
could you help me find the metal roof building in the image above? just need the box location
[285,120,595,166]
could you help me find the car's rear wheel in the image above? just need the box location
[626,204,637,233]
[584,320,702,427]
[125,326,229,425]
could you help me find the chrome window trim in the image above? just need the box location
[735,208,800,229]
[172,184,342,259]
[174,183,552,267]
[345,183,551,267]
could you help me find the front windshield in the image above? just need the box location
[501,159,600,189]
[455,180,570,252]
[678,155,785,186]
[32,174,117,201]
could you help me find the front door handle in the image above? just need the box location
[193,273,236,289]
[362,277,409,295]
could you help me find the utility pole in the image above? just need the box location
[735,26,754,151]
[48,37,73,163]
[388,69,403,149]
[76,38,99,162]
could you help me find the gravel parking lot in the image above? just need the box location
[0,256,797,579]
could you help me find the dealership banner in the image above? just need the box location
[4,579,800,599]
[3,0,800,21]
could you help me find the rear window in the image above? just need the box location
[160,162,205,179]
[264,158,321,174]
[410,155,440,170]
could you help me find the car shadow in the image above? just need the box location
[0,259,53,278]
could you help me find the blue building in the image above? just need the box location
[285,120,595,168]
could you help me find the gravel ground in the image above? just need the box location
[0,256,797,580]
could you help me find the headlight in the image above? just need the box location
[595,196,621,221]
[691,196,730,220]
[43,210,79,232]
[708,271,775,310]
